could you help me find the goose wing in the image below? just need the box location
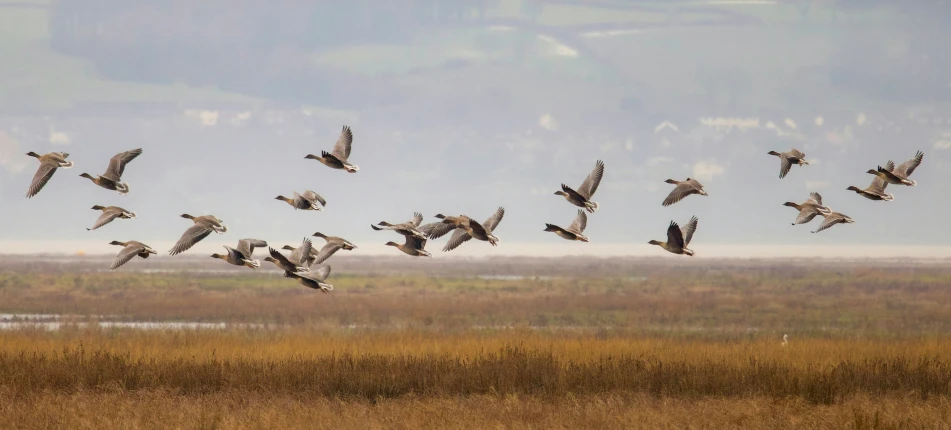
[405,234,426,250]
[794,208,819,225]
[331,125,353,161]
[237,239,267,259]
[790,149,805,159]
[313,242,344,265]
[813,213,843,233]
[89,209,122,230]
[289,238,314,267]
[268,247,300,270]
[26,161,59,198]
[481,207,505,233]
[299,264,331,282]
[567,210,587,234]
[576,160,604,199]
[409,212,423,227]
[884,160,896,172]
[808,192,823,206]
[681,216,699,247]
[442,228,472,252]
[895,151,923,177]
[169,224,213,256]
[779,156,793,179]
[419,222,455,239]
[302,190,327,207]
[666,221,685,249]
[868,175,888,194]
[111,242,147,270]
[103,148,143,181]
[662,182,697,207]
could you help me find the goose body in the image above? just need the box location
[868,151,923,186]
[87,205,136,231]
[554,160,604,213]
[311,232,357,265]
[544,210,589,242]
[79,148,143,195]
[168,214,228,256]
[437,207,504,252]
[286,265,334,293]
[305,125,358,173]
[386,235,431,257]
[649,216,698,256]
[848,176,893,201]
[662,178,708,207]
[783,192,831,225]
[767,148,808,179]
[275,190,326,211]
[212,239,267,269]
[109,240,157,270]
[812,212,855,234]
[371,212,427,240]
[281,238,316,268]
[264,247,310,273]
[25,151,73,198]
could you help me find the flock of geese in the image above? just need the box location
[23,126,924,292]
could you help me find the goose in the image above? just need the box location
[554,160,604,213]
[281,238,315,268]
[437,207,504,252]
[385,235,431,257]
[305,125,358,173]
[544,210,589,242]
[79,148,143,194]
[108,240,157,270]
[286,265,334,293]
[264,247,309,273]
[811,211,854,234]
[648,216,698,256]
[211,239,267,269]
[87,205,136,231]
[767,148,808,179]
[311,232,357,265]
[847,176,893,201]
[868,151,923,186]
[275,190,326,211]
[168,214,228,256]
[783,192,831,225]
[25,151,73,198]
[370,212,427,240]
[662,178,708,207]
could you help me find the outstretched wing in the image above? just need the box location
[681,216,699,247]
[884,160,896,172]
[111,243,145,270]
[305,264,331,282]
[813,213,843,234]
[808,192,823,206]
[237,239,267,259]
[482,207,505,233]
[103,148,143,181]
[331,125,353,160]
[790,149,805,159]
[662,182,696,207]
[290,238,314,266]
[268,247,299,269]
[26,162,58,198]
[868,175,888,194]
[169,224,213,256]
[794,208,819,225]
[419,222,455,239]
[567,210,587,234]
[666,221,685,249]
[779,156,792,179]
[896,151,923,177]
[576,160,604,199]
[313,242,344,265]
[411,212,423,227]
[442,228,472,252]
[303,190,326,207]
[404,234,427,250]
[89,210,121,231]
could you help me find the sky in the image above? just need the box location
[0,1,949,259]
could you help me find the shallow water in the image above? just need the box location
[0,314,264,331]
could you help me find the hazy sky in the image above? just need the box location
[1,1,949,258]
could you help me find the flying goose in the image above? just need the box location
[437,207,504,252]
[554,160,604,213]
[25,151,73,198]
[79,148,143,194]
[847,176,893,201]
[544,210,589,242]
[386,235,431,257]
[87,205,136,231]
[275,190,326,211]
[281,238,315,268]
[767,148,808,179]
[648,216,698,256]
[783,192,831,225]
[286,265,334,293]
[211,239,267,269]
[371,212,427,240]
[812,212,854,234]
[109,240,157,270]
[168,214,228,256]
[311,232,357,265]
[869,151,923,186]
[662,178,708,207]
[305,125,358,173]
[264,247,309,273]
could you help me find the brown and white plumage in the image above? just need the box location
[212,239,267,269]
[648,216,698,256]
[767,148,808,179]
[79,148,143,194]
[168,214,228,256]
[287,265,334,293]
[275,190,326,211]
[869,151,923,186]
[310,232,357,265]
[783,192,831,226]
[304,125,358,173]
[662,178,708,207]
[554,160,604,213]
[385,234,431,257]
[282,238,315,268]
[25,151,73,198]
[439,207,504,252]
[544,210,589,242]
[812,212,855,234]
[109,240,157,270]
[847,176,893,201]
[264,247,309,273]
[371,212,426,239]
[87,205,136,231]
